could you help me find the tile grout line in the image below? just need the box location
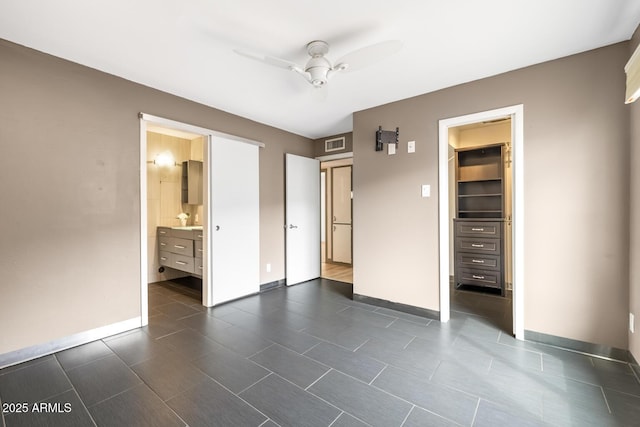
[599,386,613,414]
[402,336,416,350]
[304,368,333,391]
[81,343,190,427]
[470,398,481,426]
[368,364,388,386]
[52,354,99,427]
[195,370,274,423]
[326,411,344,427]
[399,405,415,427]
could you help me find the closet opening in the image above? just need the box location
[448,118,513,333]
[438,105,524,339]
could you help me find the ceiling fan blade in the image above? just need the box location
[234,49,302,72]
[335,40,403,72]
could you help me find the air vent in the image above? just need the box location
[325,137,346,152]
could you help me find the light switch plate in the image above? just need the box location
[421,184,430,197]
[408,140,415,153]
[388,143,396,155]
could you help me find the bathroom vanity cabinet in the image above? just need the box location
[158,226,203,276]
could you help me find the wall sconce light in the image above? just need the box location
[149,151,179,167]
[375,126,399,151]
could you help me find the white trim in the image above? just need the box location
[0,317,141,369]
[315,152,353,161]
[139,113,265,148]
[202,135,213,307]
[140,121,149,326]
[438,105,524,340]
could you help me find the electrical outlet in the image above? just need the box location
[266,263,271,273]
[631,313,635,334]
[388,143,396,155]
[408,140,415,153]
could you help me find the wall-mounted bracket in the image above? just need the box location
[375,126,399,151]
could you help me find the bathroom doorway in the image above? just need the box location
[145,124,206,307]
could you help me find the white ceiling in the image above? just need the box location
[1,0,639,139]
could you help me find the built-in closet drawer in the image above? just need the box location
[458,268,501,289]
[456,237,501,255]
[455,253,500,270]
[455,221,501,238]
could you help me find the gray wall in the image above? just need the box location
[0,39,314,356]
[353,42,631,350]
[630,26,640,362]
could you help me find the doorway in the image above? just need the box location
[320,157,353,283]
[438,105,524,339]
[140,113,262,325]
[448,118,513,332]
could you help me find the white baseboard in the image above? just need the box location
[0,317,141,370]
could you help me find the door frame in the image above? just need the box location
[139,113,263,324]
[438,105,524,339]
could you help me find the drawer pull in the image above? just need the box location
[471,244,484,248]
[471,259,485,264]
[159,231,167,234]
[175,261,188,266]
[160,242,166,246]
[198,266,203,270]
[197,249,203,252]
[160,257,167,261]
[471,228,484,232]
[472,275,485,280]
[197,234,203,238]
[174,245,186,249]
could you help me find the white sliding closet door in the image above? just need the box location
[210,136,259,305]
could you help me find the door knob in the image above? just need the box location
[289,224,298,229]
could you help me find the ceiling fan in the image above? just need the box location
[234,39,402,88]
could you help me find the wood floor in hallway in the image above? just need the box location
[321,262,352,283]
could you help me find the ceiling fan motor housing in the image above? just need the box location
[305,40,332,86]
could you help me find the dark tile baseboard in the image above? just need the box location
[524,329,632,362]
[260,279,286,292]
[353,294,439,320]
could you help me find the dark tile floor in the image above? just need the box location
[1,279,640,426]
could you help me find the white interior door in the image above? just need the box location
[286,154,320,285]
[210,136,260,305]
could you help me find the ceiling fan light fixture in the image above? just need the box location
[308,67,328,86]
